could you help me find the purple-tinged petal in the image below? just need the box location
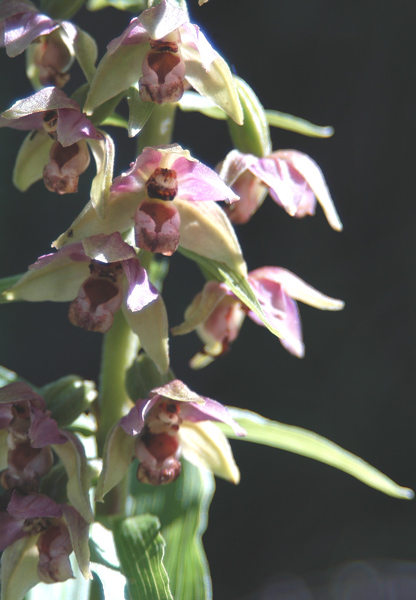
[111,147,162,195]
[7,491,63,520]
[174,155,239,203]
[30,244,87,270]
[119,397,159,436]
[0,382,45,409]
[273,150,343,230]
[248,156,300,216]
[171,280,228,336]
[36,521,74,583]
[107,17,148,53]
[0,511,26,551]
[1,87,79,120]
[82,232,136,264]
[217,149,258,188]
[181,398,246,437]
[151,380,206,405]
[28,406,68,447]
[122,258,159,312]
[139,0,188,41]
[2,11,59,57]
[55,108,101,146]
[0,1,38,20]
[0,404,13,429]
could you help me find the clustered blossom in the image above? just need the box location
[6,232,170,373]
[96,379,246,498]
[84,0,243,124]
[173,267,344,367]
[218,149,343,230]
[0,0,77,87]
[0,87,104,194]
[0,382,92,585]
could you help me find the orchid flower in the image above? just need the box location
[218,149,343,231]
[0,87,114,205]
[4,233,169,372]
[96,379,246,496]
[0,381,93,523]
[0,0,97,89]
[84,0,243,124]
[53,144,247,275]
[0,490,91,586]
[172,267,344,367]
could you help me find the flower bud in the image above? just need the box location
[40,376,97,428]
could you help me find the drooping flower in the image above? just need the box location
[84,0,243,124]
[0,490,91,586]
[0,0,97,89]
[0,381,93,523]
[218,149,343,230]
[4,233,169,372]
[0,86,114,201]
[53,144,247,276]
[172,267,345,367]
[96,379,246,496]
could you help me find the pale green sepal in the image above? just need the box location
[4,260,88,303]
[0,275,24,302]
[221,408,414,500]
[95,423,135,501]
[88,91,126,127]
[171,281,226,336]
[177,91,226,120]
[61,505,92,580]
[182,49,243,125]
[25,44,42,90]
[178,247,284,342]
[87,0,146,10]
[122,296,170,374]
[127,84,155,137]
[53,434,94,522]
[130,459,213,600]
[40,0,86,19]
[73,26,98,83]
[84,44,148,115]
[126,354,174,402]
[88,130,115,218]
[41,376,97,428]
[13,130,52,192]
[176,199,247,276]
[0,536,41,600]
[180,421,240,484]
[111,515,173,600]
[227,76,271,157]
[53,194,139,249]
[266,109,334,138]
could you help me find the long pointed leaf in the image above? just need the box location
[111,514,173,600]
[219,408,413,500]
[129,459,214,600]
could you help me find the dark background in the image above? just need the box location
[1,1,416,598]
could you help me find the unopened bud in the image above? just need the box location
[41,376,97,428]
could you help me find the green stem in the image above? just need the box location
[96,311,139,515]
[138,103,177,152]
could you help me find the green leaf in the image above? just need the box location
[266,109,334,138]
[40,0,86,19]
[73,26,98,84]
[219,407,414,500]
[40,375,97,427]
[178,246,284,341]
[111,514,173,600]
[101,113,129,129]
[129,460,214,600]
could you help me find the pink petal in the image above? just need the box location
[179,22,217,70]
[29,243,87,270]
[122,258,159,312]
[134,201,180,255]
[82,233,136,263]
[7,491,63,519]
[174,156,239,203]
[111,147,162,195]
[139,0,188,41]
[2,11,59,57]
[0,511,26,552]
[181,398,246,437]
[28,406,68,448]
[56,108,101,147]
[119,397,159,436]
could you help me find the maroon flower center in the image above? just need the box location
[149,39,179,53]
[23,516,51,534]
[147,52,181,84]
[146,167,178,201]
[42,110,58,138]
[82,278,120,312]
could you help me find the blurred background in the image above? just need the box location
[1,0,415,598]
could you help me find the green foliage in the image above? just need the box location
[219,408,414,500]
[129,460,215,600]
